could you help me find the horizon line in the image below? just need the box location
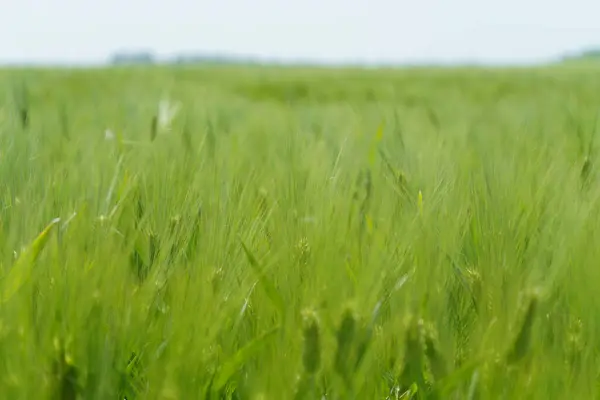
[0,48,595,69]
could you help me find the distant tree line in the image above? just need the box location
[109,50,265,66]
[561,48,600,62]
[109,48,600,67]
[577,49,600,59]
[110,51,156,65]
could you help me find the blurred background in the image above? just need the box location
[1,0,599,66]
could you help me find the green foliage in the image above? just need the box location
[0,65,598,398]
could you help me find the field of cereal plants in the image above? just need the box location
[1,65,600,398]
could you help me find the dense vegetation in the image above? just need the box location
[0,65,600,398]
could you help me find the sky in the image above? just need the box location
[1,0,599,65]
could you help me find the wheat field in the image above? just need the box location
[0,65,599,399]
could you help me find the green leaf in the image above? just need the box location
[212,326,279,392]
[435,357,483,396]
[368,122,385,167]
[239,238,285,317]
[1,217,61,303]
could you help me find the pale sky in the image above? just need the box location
[1,0,599,65]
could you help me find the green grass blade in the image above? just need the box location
[1,217,61,303]
[239,238,285,317]
[212,326,280,392]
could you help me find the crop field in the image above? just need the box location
[1,65,600,399]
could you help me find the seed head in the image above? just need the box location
[507,292,539,364]
[301,310,321,374]
[295,237,311,266]
[334,308,357,380]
